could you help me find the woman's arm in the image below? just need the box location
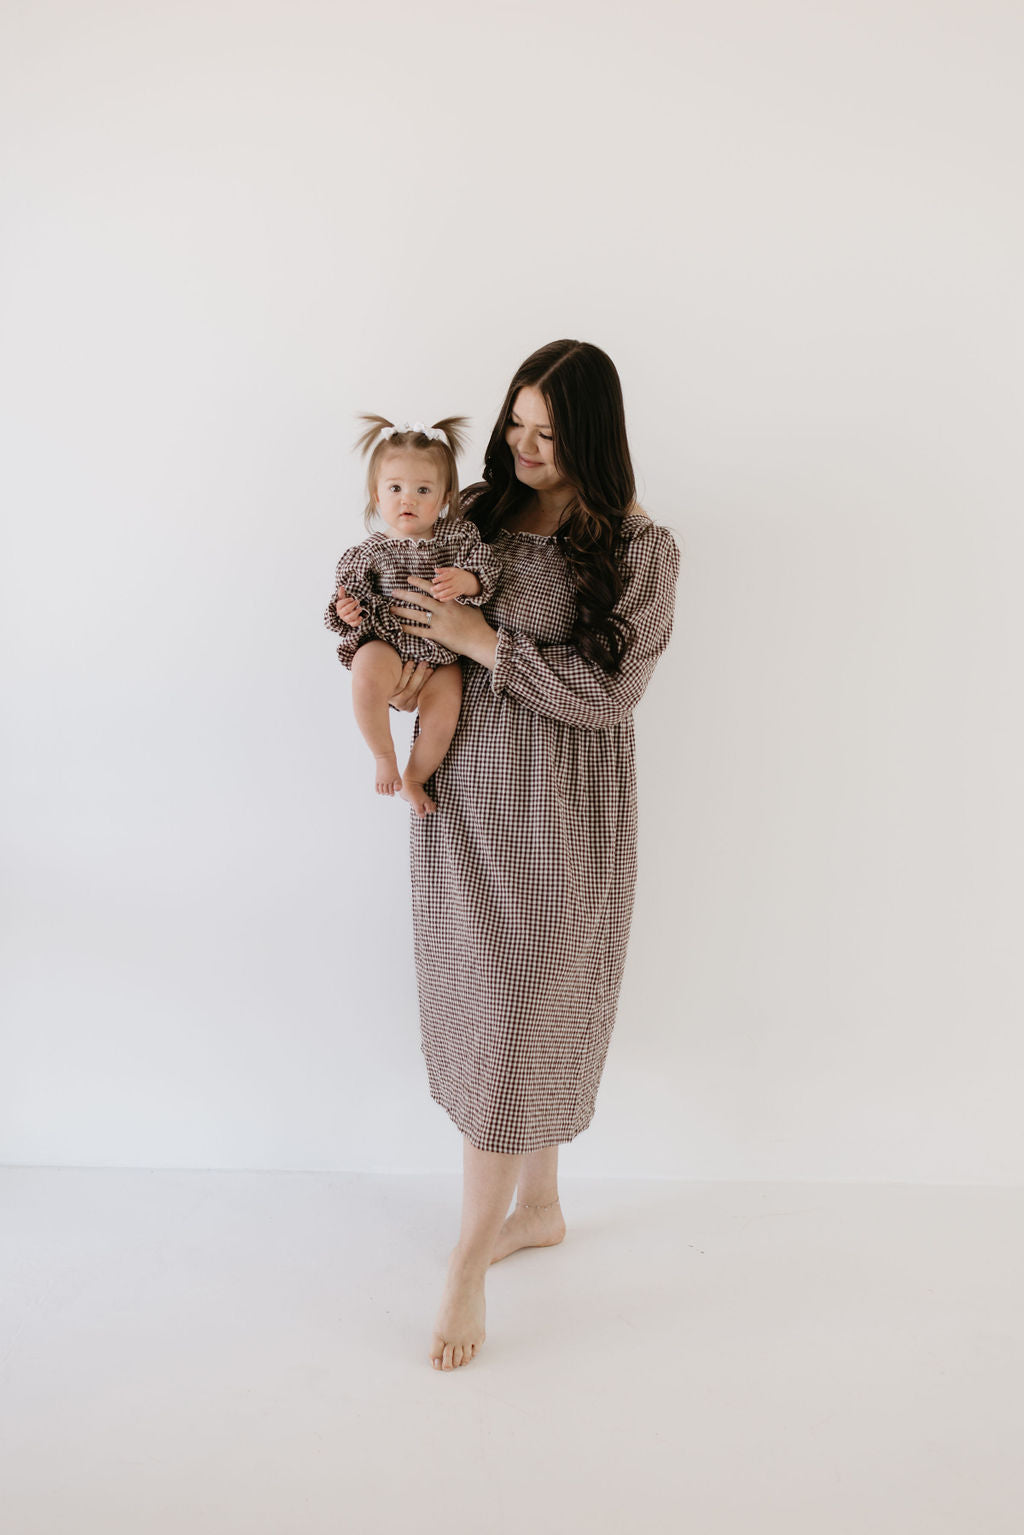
[388,521,680,729]
[489,523,681,731]
[389,583,499,668]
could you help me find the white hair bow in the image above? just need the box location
[378,420,449,446]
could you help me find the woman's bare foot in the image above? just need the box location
[401,778,437,816]
[430,1248,486,1370]
[375,753,402,796]
[489,1200,566,1264]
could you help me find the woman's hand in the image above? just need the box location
[388,660,435,712]
[390,576,499,669]
[333,585,363,626]
[334,584,433,709]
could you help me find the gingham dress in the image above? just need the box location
[409,490,681,1154]
[324,517,502,669]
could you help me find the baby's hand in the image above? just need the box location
[431,566,482,601]
[334,584,364,626]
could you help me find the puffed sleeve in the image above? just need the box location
[490,520,681,731]
[439,518,503,607]
[324,541,380,635]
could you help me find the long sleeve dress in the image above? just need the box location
[324,516,502,669]
[409,488,682,1154]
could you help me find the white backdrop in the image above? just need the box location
[2,0,1021,1182]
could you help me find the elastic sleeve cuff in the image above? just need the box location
[326,598,367,634]
[490,627,515,697]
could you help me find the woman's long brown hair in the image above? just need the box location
[465,340,643,672]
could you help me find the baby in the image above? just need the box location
[324,415,501,817]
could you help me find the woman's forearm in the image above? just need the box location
[459,625,499,671]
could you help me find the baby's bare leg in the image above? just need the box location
[351,640,405,796]
[401,662,463,817]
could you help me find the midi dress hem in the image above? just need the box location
[422,1081,597,1154]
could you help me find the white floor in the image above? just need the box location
[1,1169,1021,1534]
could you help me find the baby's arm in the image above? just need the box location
[432,567,481,601]
[432,521,502,606]
[325,544,377,634]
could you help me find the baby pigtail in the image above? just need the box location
[431,416,470,461]
[354,413,395,457]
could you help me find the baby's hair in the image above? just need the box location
[355,414,471,532]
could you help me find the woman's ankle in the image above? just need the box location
[449,1244,491,1279]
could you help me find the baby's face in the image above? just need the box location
[375,449,448,539]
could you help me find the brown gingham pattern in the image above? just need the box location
[324,518,503,669]
[408,495,681,1154]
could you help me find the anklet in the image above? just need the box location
[516,1198,560,1210]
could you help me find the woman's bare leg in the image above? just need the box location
[490,1143,567,1264]
[430,1138,523,1371]
[401,661,463,817]
[350,641,405,794]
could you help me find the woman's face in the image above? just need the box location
[505,386,567,494]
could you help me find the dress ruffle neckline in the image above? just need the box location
[371,529,443,547]
[495,511,653,544]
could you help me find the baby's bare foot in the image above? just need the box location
[401,778,437,817]
[490,1200,566,1264]
[430,1248,486,1371]
[375,753,402,796]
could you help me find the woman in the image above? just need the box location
[332,339,681,1372]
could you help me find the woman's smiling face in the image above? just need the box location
[505,386,567,493]
[375,448,448,538]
